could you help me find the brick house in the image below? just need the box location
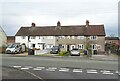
[7,36,15,45]
[105,37,120,51]
[15,20,105,53]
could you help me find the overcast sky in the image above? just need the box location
[0,0,119,36]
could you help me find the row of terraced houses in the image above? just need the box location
[15,20,106,53]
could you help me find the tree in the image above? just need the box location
[85,36,92,57]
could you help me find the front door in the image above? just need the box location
[32,44,35,48]
[67,45,70,51]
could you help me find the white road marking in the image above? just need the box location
[102,72,114,75]
[36,67,45,69]
[100,70,110,72]
[25,66,33,68]
[100,70,114,75]
[73,69,82,73]
[48,67,57,70]
[33,68,42,71]
[59,68,69,72]
[46,69,56,71]
[23,70,44,81]
[87,70,98,74]
[46,67,57,71]
[115,71,120,75]
[21,68,29,70]
[87,72,98,74]
[13,66,22,68]
[115,71,118,73]
[88,70,97,71]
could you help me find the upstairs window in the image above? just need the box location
[67,36,70,39]
[39,36,41,39]
[72,36,75,39]
[47,36,54,39]
[90,36,97,40]
[22,36,26,39]
[31,36,36,39]
[77,36,84,39]
[59,36,65,39]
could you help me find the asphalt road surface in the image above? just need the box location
[1,54,120,80]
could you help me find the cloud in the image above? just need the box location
[1,0,119,36]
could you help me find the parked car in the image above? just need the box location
[70,48,80,56]
[50,46,60,54]
[6,43,25,54]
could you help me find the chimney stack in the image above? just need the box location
[57,21,61,26]
[55,21,61,30]
[86,20,89,27]
[31,22,36,27]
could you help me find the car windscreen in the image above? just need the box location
[52,47,58,50]
[8,44,16,48]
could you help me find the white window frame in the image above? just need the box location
[59,36,65,39]
[90,36,97,40]
[48,36,54,39]
[21,36,26,39]
[72,36,75,39]
[31,36,36,39]
[67,36,70,39]
[71,45,75,50]
[78,44,84,49]
[91,44,97,50]
[77,36,84,39]
[39,36,41,39]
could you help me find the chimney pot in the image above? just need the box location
[86,20,89,27]
[31,22,36,27]
[57,21,61,26]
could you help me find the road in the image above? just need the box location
[1,54,120,80]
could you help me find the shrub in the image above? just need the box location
[59,52,64,56]
[59,51,70,56]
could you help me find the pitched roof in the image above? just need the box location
[105,37,119,40]
[15,25,105,36]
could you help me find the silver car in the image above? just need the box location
[70,48,80,56]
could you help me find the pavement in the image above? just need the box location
[6,53,118,61]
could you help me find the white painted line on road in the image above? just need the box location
[25,66,33,68]
[59,69,69,72]
[33,68,42,71]
[13,66,22,68]
[102,72,114,75]
[23,70,44,81]
[100,70,110,73]
[36,67,45,69]
[87,71,98,74]
[115,71,118,73]
[48,67,57,70]
[46,69,55,71]
[100,70,114,75]
[21,68,29,70]
[115,71,120,75]
[87,70,98,74]
[88,70,97,71]
[59,68,69,72]
[73,69,82,73]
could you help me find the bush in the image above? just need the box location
[59,51,70,56]
[80,49,84,54]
